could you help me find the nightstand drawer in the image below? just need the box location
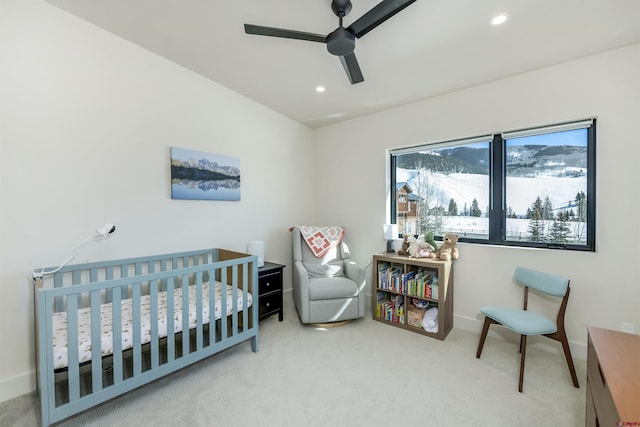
[259,291,282,317]
[259,272,281,296]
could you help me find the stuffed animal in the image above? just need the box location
[397,234,410,256]
[407,235,436,258]
[437,233,460,261]
[423,232,438,253]
[422,307,438,333]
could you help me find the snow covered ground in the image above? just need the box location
[397,169,586,217]
[398,169,587,242]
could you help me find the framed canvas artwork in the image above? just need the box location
[170,147,240,201]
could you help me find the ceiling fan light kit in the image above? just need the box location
[244,0,416,85]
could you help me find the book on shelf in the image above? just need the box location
[375,291,404,323]
[377,263,405,293]
[378,263,444,297]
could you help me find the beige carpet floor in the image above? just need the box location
[0,295,586,426]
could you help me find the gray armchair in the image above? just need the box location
[292,227,366,324]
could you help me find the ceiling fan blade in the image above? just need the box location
[339,52,364,84]
[347,0,416,38]
[244,24,326,43]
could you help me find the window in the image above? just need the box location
[390,119,596,251]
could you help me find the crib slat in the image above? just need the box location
[208,268,216,346]
[160,259,167,292]
[120,264,129,301]
[150,280,159,369]
[242,262,249,332]
[167,277,175,362]
[221,268,227,339]
[38,291,54,426]
[112,291,123,384]
[195,273,203,351]
[53,273,63,314]
[181,274,189,356]
[106,266,114,303]
[90,290,102,393]
[67,294,80,401]
[231,264,238,336]
[132,283,142,376]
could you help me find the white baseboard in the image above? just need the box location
[0,371,35,403]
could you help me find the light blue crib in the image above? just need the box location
[33,248,259,426]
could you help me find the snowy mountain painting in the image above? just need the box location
[170,147,240,201]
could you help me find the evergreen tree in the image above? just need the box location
[527,196,545,241]
[573,190,587,241]
[542,196,554,237]
[448,198,458,216]
[575,191,587,221]
[550,211,572,243]
[470,198,481,217]
[543,196,554,220]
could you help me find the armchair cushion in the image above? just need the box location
[303,259,345,278]
[309,277,359,300]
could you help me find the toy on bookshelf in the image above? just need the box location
[422,307,438,333]
[412,298,429,309]
[407,308,424,328]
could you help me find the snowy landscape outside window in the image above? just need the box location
[390,119,596,251]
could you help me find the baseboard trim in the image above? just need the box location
[0,371,35,404]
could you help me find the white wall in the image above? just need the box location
[0,1,316,402]
[315,43,640,360]
[3,0,640,406]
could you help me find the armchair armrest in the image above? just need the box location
[344,260,366,288]
[293,260,311,321]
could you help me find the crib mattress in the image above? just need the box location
[51,282,252,370]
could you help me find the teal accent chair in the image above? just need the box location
[475,267,579,392]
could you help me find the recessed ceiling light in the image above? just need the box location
[491,14,508,26]
[315,86,326,93]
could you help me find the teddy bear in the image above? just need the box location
[436,233,460,261]
[397,234,411,255]
[407,235,436,258]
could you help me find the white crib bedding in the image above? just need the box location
[51,282,252,370]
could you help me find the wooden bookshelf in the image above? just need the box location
[372,253,453,340]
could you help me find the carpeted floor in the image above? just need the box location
[0,295,586,426]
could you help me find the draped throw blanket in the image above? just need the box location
[292,226,344,258]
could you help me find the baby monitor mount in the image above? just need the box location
[32,223,116,279]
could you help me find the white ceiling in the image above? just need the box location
[47,0,640,128]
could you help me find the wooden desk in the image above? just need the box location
[586,326,640,426]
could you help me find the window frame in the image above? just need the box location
[389,119,596,252]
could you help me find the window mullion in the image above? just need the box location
[489,134,504,243]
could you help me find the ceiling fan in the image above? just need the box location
[244,0,416,84]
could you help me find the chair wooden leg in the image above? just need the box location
[518,335,527,392]
[560,333,580,388]
[476,317,492,358]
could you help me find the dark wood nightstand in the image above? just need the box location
[258,262,285,321]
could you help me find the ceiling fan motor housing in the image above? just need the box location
[326,27,356,56]
[331,0,352,17]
